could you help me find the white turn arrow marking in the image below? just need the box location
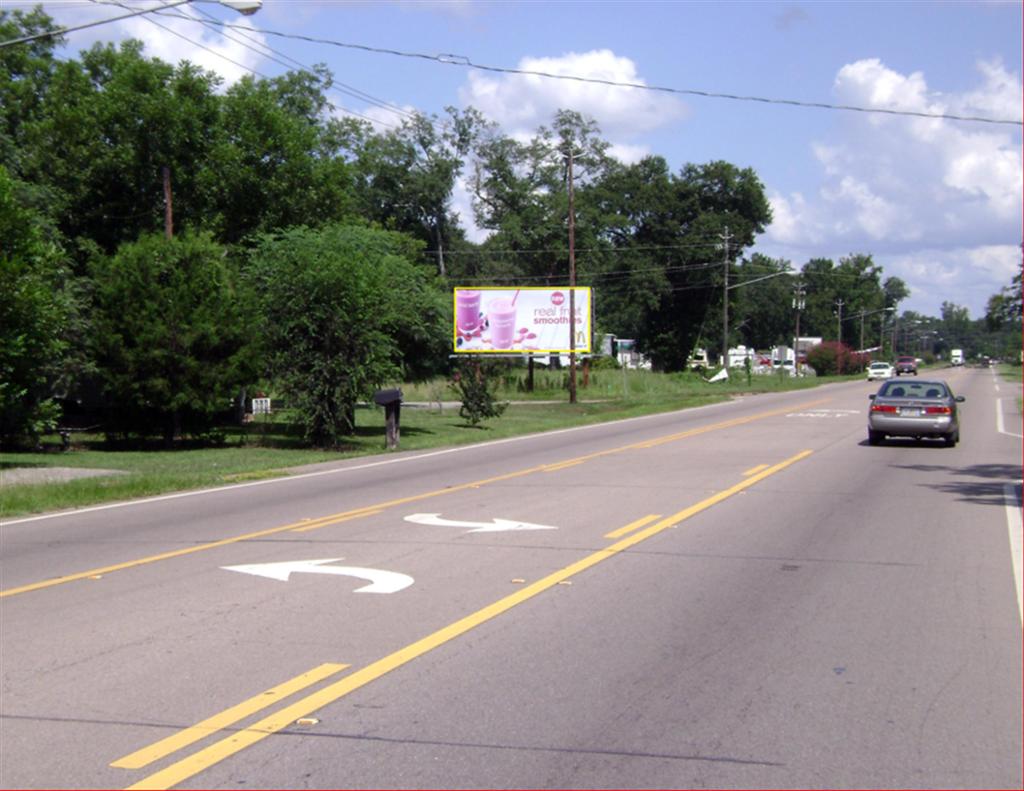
[221,558,413,593]
[404,513,558,533]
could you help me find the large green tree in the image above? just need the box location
[246,224,447,448]
[344,108,485,276]
[592,158,772,370]
[0,165,73,446]
[203,67,357,244]
[88,231,253,445]
[732,254,796,349]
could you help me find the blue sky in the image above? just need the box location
[21,0,1024,319]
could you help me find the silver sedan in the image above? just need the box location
[868,379,964,447]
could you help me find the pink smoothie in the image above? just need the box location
[487,298,517,349]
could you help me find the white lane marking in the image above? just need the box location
[996,398,1023,439]
[1004,483,1023,625]
[221,558,413,593]
[3,399,744,527]
[404,513,558,533]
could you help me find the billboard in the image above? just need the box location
[453,287,592,354]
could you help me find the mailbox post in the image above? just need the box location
[373,389,403,450]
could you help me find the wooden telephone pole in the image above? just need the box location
[567,148,578,405]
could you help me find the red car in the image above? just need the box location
[894,355,918,376]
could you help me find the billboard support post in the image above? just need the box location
[568,148,578,405]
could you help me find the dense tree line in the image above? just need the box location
[2,7,1018,448]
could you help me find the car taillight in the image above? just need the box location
[925,406,952,415]
[871,404,897,413]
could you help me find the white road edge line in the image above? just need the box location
[996,397,1023,439]
[2,395,759,527]
[1004,482,1023,625]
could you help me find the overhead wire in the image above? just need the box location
[6,3,1021,127]
[84,0,402,127]
[172,15,1023,128]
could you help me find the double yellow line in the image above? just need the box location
[113,449,813,790]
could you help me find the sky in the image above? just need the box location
[14,0,1024,320]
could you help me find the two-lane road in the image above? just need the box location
[2,368,1020,789]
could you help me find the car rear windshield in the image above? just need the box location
[879,382,948,398]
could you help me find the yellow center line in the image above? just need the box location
[542,460,586,472]
[111,663,349,770]
[604,513,661,539]
[2,398,829,600]
[123,449,813,791]
[291,510,384,533]
[743,464,770,476]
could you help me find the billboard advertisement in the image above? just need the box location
[453,287,592,354]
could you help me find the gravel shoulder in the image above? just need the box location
[1,467,128,486]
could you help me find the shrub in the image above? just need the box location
[806,342,868,376]
[450,360,508,426]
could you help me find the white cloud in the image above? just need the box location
[458,49,686,145]
[763,57,1022,316]
[54,2,267,87]
[884,245,1020,318]
[116,11,267,87]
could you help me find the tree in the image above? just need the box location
[620,160,772,370]
[202,68,357,244]
[732,254,796,348]
[344,108,484,276]
[246,224,447,448]
[88,231,253,445]
[0,7,62,172]
[0,165,72,446]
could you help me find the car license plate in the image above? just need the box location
[900,408,922,417]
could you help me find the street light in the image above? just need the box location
[0,0,262,49]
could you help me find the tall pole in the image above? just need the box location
[720,226,732,367]
[567,148,578,405]
[859,310,865,352]
[163,166,173,239]
[835,298,844,344]
[793,281,805,375]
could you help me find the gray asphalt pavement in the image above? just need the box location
[1,367,1020,789]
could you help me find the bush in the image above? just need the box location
[247,224,446,448]
[806,342,868,376]
[88,231,252,446]
[450,361,508,426]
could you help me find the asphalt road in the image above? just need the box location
[1,367,1021,789]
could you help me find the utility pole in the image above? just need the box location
[859,310,866,352]
[567,148,578,405]
[720,226,732,368]
[793,281,806,375]
[835,298,844,344]
[163,166,173,239]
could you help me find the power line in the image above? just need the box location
[85,0,400,128]
[5,5,1021,127]
[181,17,1023,128]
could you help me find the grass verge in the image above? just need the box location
[2,369,838,519]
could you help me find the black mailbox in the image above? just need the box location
[373,388,403,406]
[373,389,403,449]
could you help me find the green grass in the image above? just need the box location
[997,363,1022,416]
[997,363,1022,383]
[1,368,846,519]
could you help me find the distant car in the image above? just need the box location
[867,361,894,381]
[894,355,918,376]
[867,379,964,446]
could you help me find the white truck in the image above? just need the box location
[951,348,964,366]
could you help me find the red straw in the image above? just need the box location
[511,289,520,306]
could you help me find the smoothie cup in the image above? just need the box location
[456,290,482,332]
[487,298,517,349]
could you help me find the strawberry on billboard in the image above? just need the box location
[453,287,592,354]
